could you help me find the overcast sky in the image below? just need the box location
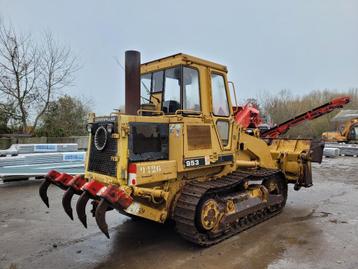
[1,0,357,114]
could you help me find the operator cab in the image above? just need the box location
[348,123,358,141]
[139,53,234,150]
[139,54,233,121]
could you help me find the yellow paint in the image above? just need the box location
[322,118,358,142]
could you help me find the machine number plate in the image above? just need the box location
[184,154,233,168]
[139,165,162,174]
[184,158,205,168]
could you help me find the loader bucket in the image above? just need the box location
[75,180,104,228]
[268,139,324,188]
[269,139,324,163]
[95,185,133,238]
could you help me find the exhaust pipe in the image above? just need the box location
[125,50,141,115]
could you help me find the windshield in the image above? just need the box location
[140,73,151,103]
[352,126,358,140]
[140,65,201,114]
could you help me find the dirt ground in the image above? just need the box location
[1,157,358,269]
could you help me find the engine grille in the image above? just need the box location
[88,121,117,177]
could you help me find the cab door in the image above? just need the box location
[182,66,215,170]
[348,124,358,141]
[209,71,233,153]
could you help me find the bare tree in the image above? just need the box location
[0,22,78,134]
[32,33,78,131]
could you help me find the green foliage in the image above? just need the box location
[0,108,9,133]
[262,89,358,138]
[36,95,90,137]
[0,103,16,134]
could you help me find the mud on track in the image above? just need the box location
[1,157,358,269]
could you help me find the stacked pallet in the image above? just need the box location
[0,144,85,181]
[0,152,85,167]
[0,143,78,156]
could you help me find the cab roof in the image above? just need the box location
[141,53,228,73]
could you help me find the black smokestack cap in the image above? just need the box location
[125,50,141,115]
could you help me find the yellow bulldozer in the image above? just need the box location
[39,51,324,246]
[322,110,358,143]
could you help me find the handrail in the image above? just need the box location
[174,109,203,116]
[136,109,164,116]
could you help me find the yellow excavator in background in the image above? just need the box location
[39,51,325,246]
[322,110,358,143]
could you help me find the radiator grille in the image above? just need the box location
[88,121,117,177]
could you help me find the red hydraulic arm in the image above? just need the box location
[234,103,263,128]
[260,96,351,138]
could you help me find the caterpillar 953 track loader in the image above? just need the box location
[39,51,324,246]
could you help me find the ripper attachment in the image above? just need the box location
[39,170,133,238]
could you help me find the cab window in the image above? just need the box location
[211,73,229,116]
[183,67,200,112]
[152,71,164,93]
[140,73,151,104]
[140,65,202,114]
[217,120,229,146]
[163,67,181,113]
[350,126,358,140]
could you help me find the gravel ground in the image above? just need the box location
[0,157,357,269]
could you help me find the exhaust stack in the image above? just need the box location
[125,50,141,115]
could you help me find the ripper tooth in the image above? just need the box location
[39,179,52,208]
[95,185,133,238]
[76,192,90,228]
[39,170,62,208]
[61,175,86,220]
[95,199,111,239]
[62,188,75,220]
[75,180,104,228]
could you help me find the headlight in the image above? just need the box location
[106,123,114,134]
[86,123,93,133]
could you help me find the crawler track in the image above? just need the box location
[173,169,287,246]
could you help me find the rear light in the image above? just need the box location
[128,163,137,186]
